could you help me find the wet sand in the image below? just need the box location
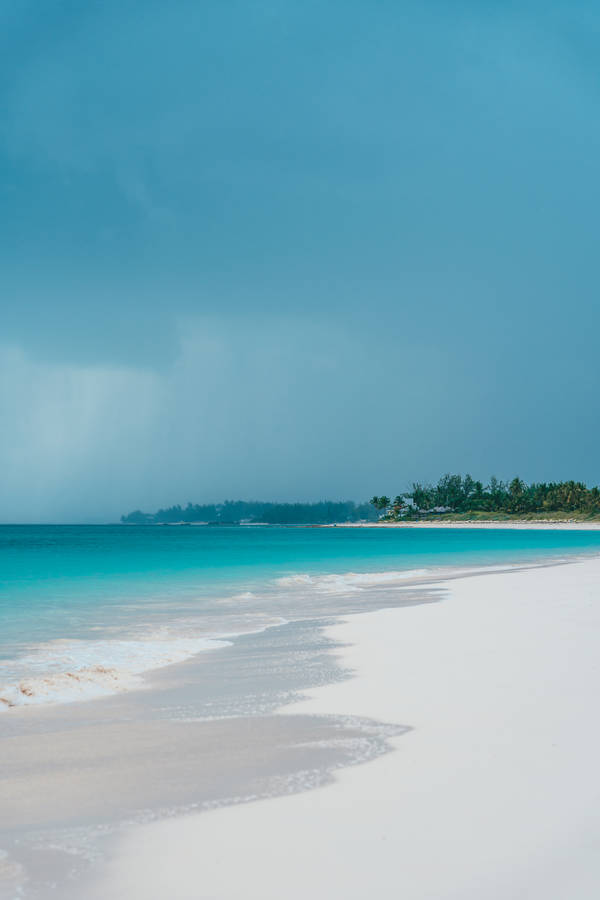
[1,608,422,898]
[75,557,600,899]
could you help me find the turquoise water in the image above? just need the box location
[2,524,600,706]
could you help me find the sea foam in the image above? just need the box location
[0,634,231,710]
[274,569,431,593]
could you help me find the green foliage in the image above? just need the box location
[121,476,600,525]
[370,496,391,513]
[390,474,600,518]
[122,499,379,525]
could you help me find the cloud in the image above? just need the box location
[2,1,600,522]
[0,345,164,521]
[1,300,598,524]
[0,318,417,521]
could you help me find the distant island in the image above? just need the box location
[371,474,600,521]
[121,475,600,526]
[121,500,379,525]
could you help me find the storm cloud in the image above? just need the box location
[1,1,599,520]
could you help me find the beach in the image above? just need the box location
[329,520,600,529]
[69,556,600,899]
[6,0,600,894]
[3,528,600,899]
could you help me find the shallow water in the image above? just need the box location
[3,527,600,897]
[0,613,417,899]
[3,524,600,707]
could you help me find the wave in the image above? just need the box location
[274,569,431,593]
[273,562,533,595]
[0,559,524,711]
[0,634,231,710]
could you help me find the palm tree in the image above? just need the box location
[392,495,405,518]
[370,495,391,515]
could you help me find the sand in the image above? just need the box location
[76,556,600,899]
[329,520,600,529]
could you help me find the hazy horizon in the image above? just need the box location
[2,1,599,523]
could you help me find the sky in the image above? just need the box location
[1,0,599,522]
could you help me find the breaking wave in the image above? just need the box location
[0,634,231,710]
[0,560,519,712]
[274,569,431,593]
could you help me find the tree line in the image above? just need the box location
[121,499,379,525]
[371,474,600,518]
[121,476,600,525]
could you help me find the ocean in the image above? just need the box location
[2,523,600,709]
[3,523,600,899]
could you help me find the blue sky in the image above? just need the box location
[1,1,599,521]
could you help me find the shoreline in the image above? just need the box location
[4,549,600,898]
[324,520,600,529]
[78,557,600,899]
[1,553,591,715]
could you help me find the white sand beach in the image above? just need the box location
[80,557,600,899]
[331,520,600,529]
